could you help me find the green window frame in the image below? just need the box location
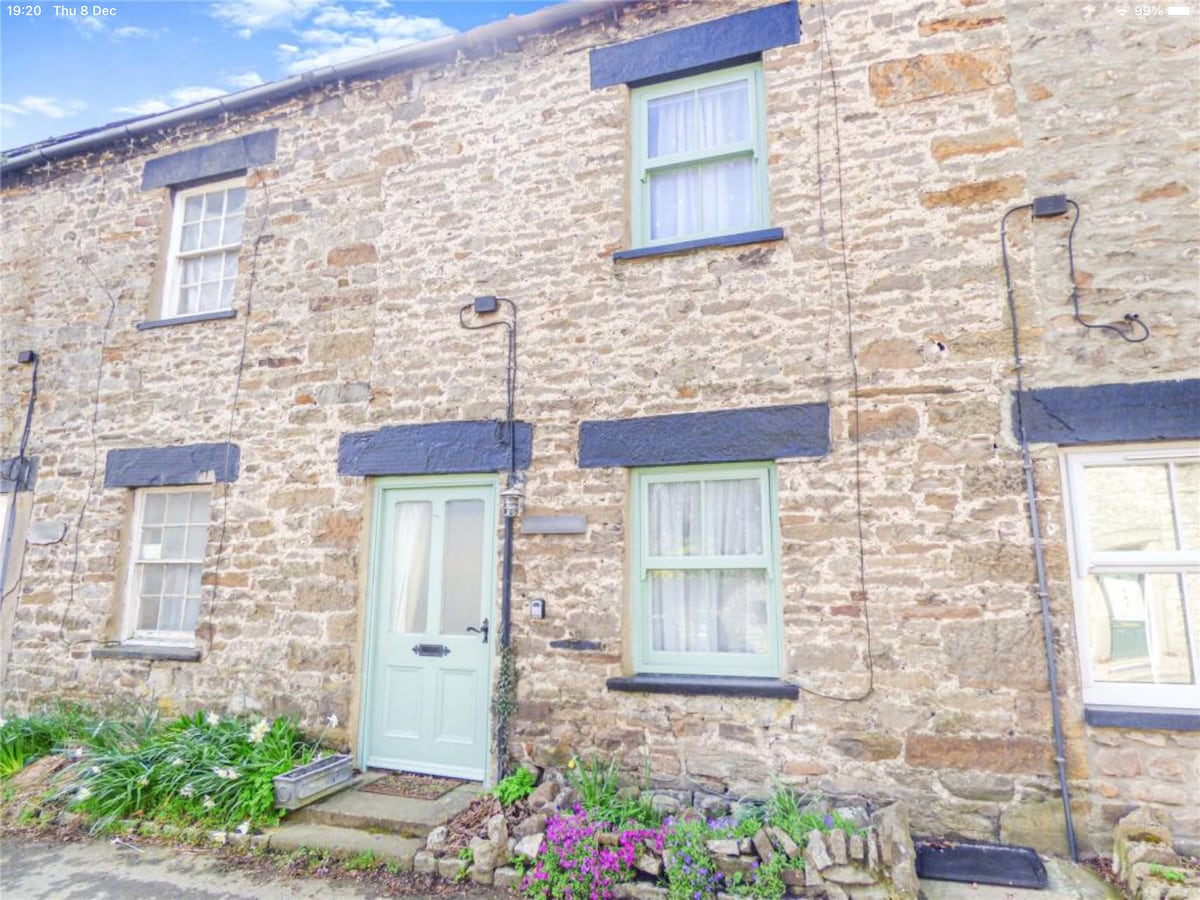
[631,462,783,676]
[630,62,770,249]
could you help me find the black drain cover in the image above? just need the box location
[916,840,1049,889]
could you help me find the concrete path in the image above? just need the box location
[920,856,1123,899]
[0,838,494,899]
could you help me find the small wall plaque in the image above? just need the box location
[521,515,587,535]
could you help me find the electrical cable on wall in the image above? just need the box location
[1060,199,1150,343]
[0,351,39,608]
[204,159,273,658]
[809,0,875,704]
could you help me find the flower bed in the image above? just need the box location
[420,760,920,899]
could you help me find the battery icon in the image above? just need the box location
[1166,5,1191,14]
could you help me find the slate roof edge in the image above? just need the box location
[1,0,630,174]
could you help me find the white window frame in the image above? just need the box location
[1061,443,1200,710]
[630,461,783,676]
[161,177,246,320]
[123,486,212,646]
[630,61,770,249]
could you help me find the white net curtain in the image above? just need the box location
[647,78,755,241]
[647,477,769,656]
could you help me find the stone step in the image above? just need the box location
[266,821,423,871]
[289,777,483,839]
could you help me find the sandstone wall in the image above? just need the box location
[1,0,1196,854]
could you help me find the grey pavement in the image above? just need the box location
[0,838,494,899]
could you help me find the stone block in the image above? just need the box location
[829,829,848,865]
[1115,807,1174,847]
[920,177,1025,209]
[493,866,521,889]
[412,850,435,874]
[906,735,1052,775]
[870,803,920,899]
[515,813,547,838]
[468,864,493,885]
[869,49,1011,106]
[937,772,1015,803]
[830,733,902,762]
[327,243,378,266]
[943,617,1049,691]
[514,833,544,860]
[931,127,1020,162]
[770,826,801,860]
[635,849,661,877]
[486,812,508,847]
[706,839,741,857]
[849,834,866,863]
[805,831,833,871]
[821,864,876,886]
[437,857,466,880]
[752,828,776,864]
[1000,798,1070,858]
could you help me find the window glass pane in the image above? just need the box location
[163,564,187,597]
[140,565,162,596]
[143,493,166,524]
[186,525,207,559]
[697,79,750,148]
[227,188,246,215]
[442,499,485,634]
[1086,573,1194,684]
[163,526,186,559]
[199,282,221,312]
[647,90,694,157]
[700,158,754,234]
[201,253,223,282]
[189,490,211,525]
[137,595,160,631]
[391,501,431,634]
[165,492,191,523]
[648,481,701,556]
[223,251,239,279]
[179,287,198,315]
[703,478,763,555]
[158,596,183,632]
[187,564,203,597]
[201,218,222,248]
[222,214,244,246]
[649,167,700,241]
[140,527,163,560]
[181,258,202,285]
[204,190,226,217]
[183,597,201,633]
[1175,462,1199,551]
[649,569,767,654]
[180,223,200,253]
[221,280,236,307]
[182,195,203,224]
[1084,463,1175,552]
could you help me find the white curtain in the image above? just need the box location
[647,79,752,241]
[649,478,768,655]
[392,501,431,633]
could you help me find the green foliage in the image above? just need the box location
[59,711,312,833]
[763,785,861,845]
[493,767,537,807]
[343,850,377,871]
[1148,864,1188,884]
[0,701,145,778]
[567,755,620,812]
[662,815,724,900]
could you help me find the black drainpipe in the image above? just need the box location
[1000,202,1078,861]
[458,296,521,778]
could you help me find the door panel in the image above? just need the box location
[364,479,496,779]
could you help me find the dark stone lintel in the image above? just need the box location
[141,130,278,190]
[589,2,800,89]
[338,420,532,477]
[1084,706,1200,732]
[92,645,202,662]
[579,403,829,468]
[1016,378,1200,444]
[104,443,240,489]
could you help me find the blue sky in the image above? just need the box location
[1,0,560,151]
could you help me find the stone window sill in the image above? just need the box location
[91,644,202,662]
[613,227,784,261]
[1083,705,1199,731]
[137,309,237,331]
[606,673,798,699]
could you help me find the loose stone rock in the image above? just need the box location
[515,832,545,860]
[706,838,741,857]
[515,813,547,838]
[829,828,849,864]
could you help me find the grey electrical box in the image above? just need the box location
[530,598,545,619]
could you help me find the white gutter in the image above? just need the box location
[1,0,623,175]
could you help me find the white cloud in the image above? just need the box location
[209,1,454,76]
[211,0,326,34]
[225,71,266,90]
[70,15,107,37]
[4,96,87,119]
[113,86,227,117]
[112,26,166,40]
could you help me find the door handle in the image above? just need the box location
[466,617,489,644]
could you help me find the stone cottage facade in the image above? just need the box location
[1,0,1197,857]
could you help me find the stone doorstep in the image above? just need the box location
[287,775,484,838]
[265,821,423,871]
[920,857,1123,900]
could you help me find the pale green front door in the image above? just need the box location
[363,477,496,780]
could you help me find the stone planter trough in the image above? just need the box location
[273,754,353,810]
